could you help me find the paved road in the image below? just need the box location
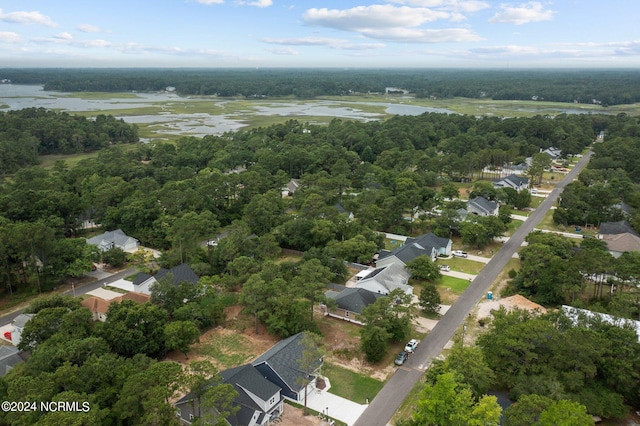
[0,267,137,328]
[354,151,593,426]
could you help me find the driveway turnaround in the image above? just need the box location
[354,151,593,426]
[306,377,368,426]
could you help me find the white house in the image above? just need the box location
[86,229,139,253]
[467,197,499,217]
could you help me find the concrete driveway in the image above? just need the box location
[306,377,368,426]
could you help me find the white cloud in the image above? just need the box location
[362,27,482,43]
[0,8,57,27]
[0,32,21,43]
[390,0,490,13]
[77,24,101,33]
[489,2,555,25]
[236,0,273,7]
[303,5,451,31]
[53,32,73,40]
[302,4,483,43]
[266,47,298,55]
[195,0,224,4]
[262,36,385,50]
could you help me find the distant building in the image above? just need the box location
[493,174,529,192]
[10,314,34,347]
[86,229,139,253]
[323,287,384,324]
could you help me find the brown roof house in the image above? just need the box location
[598,221,640,258]
[81,292,150,322]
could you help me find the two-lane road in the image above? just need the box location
[0,267,137,328]
[354,151,593,426]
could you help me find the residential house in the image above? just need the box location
[10,313,34,347]
[133,263,199,295]
[354,263,412,295]
[562,305,640,343]
[613,201,635,218]
[334,203,355,221]
[81,292,150,322]
[175,364,283,426]
[467,196,499,217]
[598,221,640,257]
[282,178,301,197]
[493,174,529,192]
[252,332,323,403]
[86,229,139,253]
[377,232,452,266]
[0,346,26,376]
[541,147,562,160]
[323,287,384,324]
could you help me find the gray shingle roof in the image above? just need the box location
[378,232,448,264]
[326,287,384,314]
[468,196,498,215]
[0,346,24,376]
[221,364,281,402]
[599,221,640,237]
[86,229,138,251]
[154,263,199,286]
[252,332,322,392]
[11,313,33,329]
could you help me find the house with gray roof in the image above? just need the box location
[0,346,25,376]
[133,263,199,295]
[467,196,499,217]
[377,232,452,267]
[355,263,412,295]
[493,174,529,192]
[323,287,384,324]
[598,221,640,258]
[175,364,283,426]
[86,229,139,253]
[252,332,323,403]
[10,313,34,347]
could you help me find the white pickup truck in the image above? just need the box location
[452,250,468,258]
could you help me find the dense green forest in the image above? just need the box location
[0,108,138,174]
[3,104,640,422]
[2,68,640,105]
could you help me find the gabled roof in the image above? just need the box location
[252,332,322,392]
[468,196,498,215]
[221,364,281,402]
[603,233,640,254]
[355,263,412,295]
[81,297,112,315]
[326,287,384,314]
[599,221,640,237]
[153,263,200,287]
[11,313,33,329]
[494,174,529,189]
[121,292,151,304]
[378,232,447,264]
[86,229,138,249]
[0,346,24,376]
[286,178,301,193]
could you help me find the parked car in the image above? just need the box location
[394,351,409,366]
[404,339,419,353]
[452,250,468,258]
[439,265,450,272]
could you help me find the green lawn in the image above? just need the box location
[436,275,472,294]
[439,257,485,275]
[323,362,385,404]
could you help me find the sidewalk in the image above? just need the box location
[306,377,368,426]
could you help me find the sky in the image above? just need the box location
[0,0,639,68]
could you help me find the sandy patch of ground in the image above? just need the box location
[280,404,331,426]
[476,294,546,320]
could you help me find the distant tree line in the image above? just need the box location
[2,68,640,105]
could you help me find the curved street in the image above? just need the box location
[354,151,593,426]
